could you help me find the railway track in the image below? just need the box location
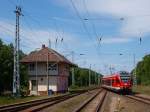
[73,89,107,112]
[106,88,150,105]
[22,93,81,112]
[126,94,150,105]
[0,93,83,112]
[0,89,100,112]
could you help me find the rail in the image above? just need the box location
[73,89,107,112]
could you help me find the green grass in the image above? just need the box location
[69,85,100,91]
[132,85,150,95]
[0,92,69,106]
[0,86,99,106]
[0,95,59,106]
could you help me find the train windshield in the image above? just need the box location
[119,71,131,83]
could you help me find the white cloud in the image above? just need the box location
[102,37,132,44]
[83,36,132,47]
[0,19,78,53]
[0,20,15,37]
[120,16,150,37]
[81,0,150,16]
[86,0,150,37]
[67,0,150,38]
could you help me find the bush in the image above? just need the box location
[1,91,12,96]
[69,85,79,90]
[20,86,29,96]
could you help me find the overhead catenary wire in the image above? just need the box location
[17,10,62,49]
[69,0,95,41]
[23,10,72,52]
[0,5,45,49]
[7,0,16,7]
[69,0,102,67]
[82,0,103,57]
[51,18,71,52]
[83,0,99,40]
[22,17,43,45]
[17,0,22,6]
[0,23,42,50]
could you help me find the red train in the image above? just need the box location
[101,71,132,92]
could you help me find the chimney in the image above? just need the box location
[42,44,46,48]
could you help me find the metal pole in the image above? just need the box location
[16,7,20,97]
[95,71,97,85]
[71,51,75,86]
[36,60,38,95]
[72,68,75,86]
[47,53,49,95]
[109,66,112,75]
[97,75,100,85]
[13,6,22,96]
[13,12,17,95]
[133,53,137,86]
[89,64,91,87]
[49,39,51,49]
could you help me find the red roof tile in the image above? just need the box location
[21,45,76,66]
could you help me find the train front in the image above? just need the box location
[119,71,132,92]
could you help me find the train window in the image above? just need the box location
[119,71,131,83]
[120,76,130,83]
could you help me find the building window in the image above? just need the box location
[48,63,58,71]
[41,78,43,81]
[29,63,35,71]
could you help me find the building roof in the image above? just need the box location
[21,45,76,66]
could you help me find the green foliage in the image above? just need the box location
[69,67,102,87]
[0,39,28,95]
[69,85,79,90]
[0,40,13,94]
[135,54,150,85]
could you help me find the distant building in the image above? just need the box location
[21,45,75,95]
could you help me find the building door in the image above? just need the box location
[31,80,36,91]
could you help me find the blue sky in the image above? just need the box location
[0,0,150,75]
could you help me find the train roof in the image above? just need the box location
[102,71,131,79]
[102,74,119,78]
[118,71,130,75]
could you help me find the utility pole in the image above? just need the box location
[133,53,137,86]
[36,60,38,95]
[13,6,23,96]
[71,51,75,86]
[95,71,97,85]
[47,52,49,95]
[49,39,51,49]
[97,75,99,86]
[109,66,112,75]
[55,37,58,50]
[89,64,91,87]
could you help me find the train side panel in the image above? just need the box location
[101,73,132,92]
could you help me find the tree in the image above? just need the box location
[135,54,150,85]
[0,41,13,94]
[0,39,28,95]
[69,67,102,87]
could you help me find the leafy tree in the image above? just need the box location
[69,67,102,87]
[0,41,13,94]
[0,39,28,95]
[135,54,150,85]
